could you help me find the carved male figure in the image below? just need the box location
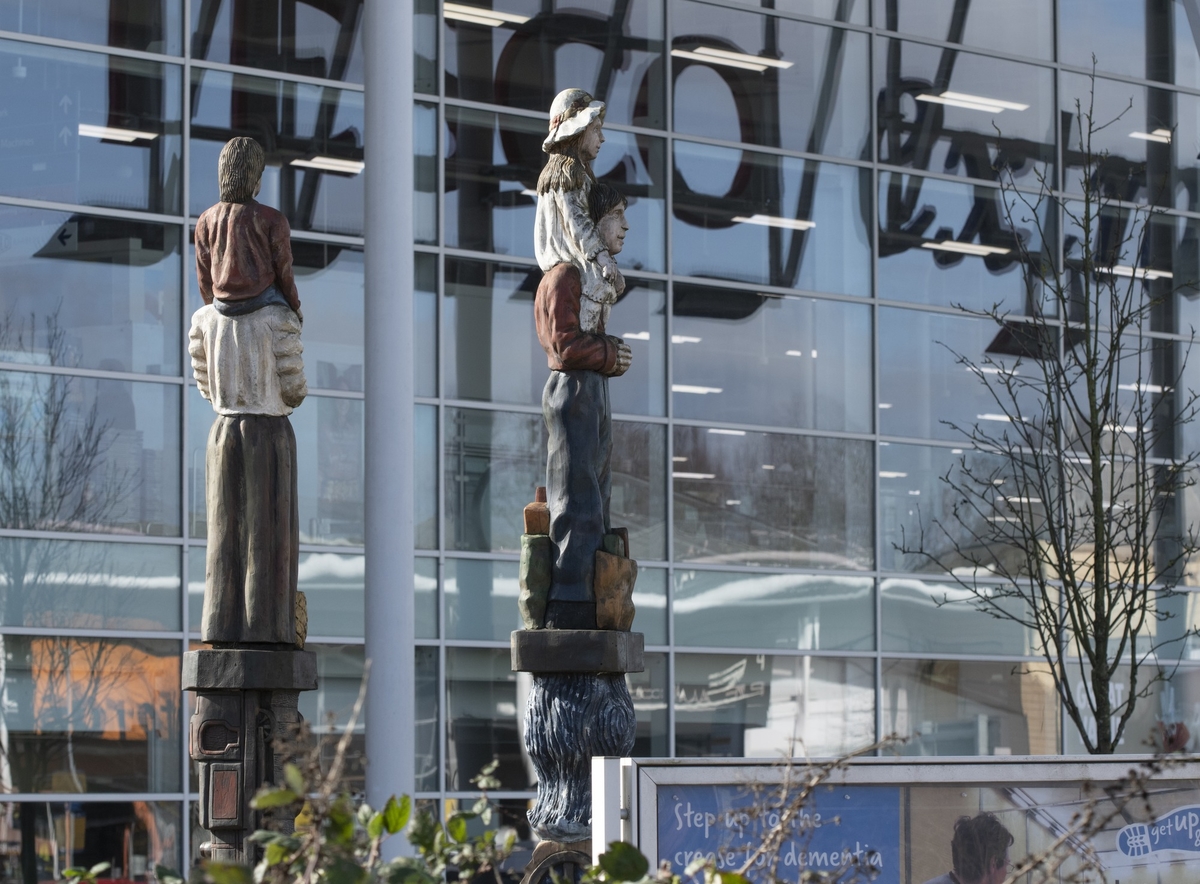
[189,137,307,645]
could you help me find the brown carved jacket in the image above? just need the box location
[535,263,622,375]
[195,199,302,311]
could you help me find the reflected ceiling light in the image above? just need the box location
[908,489,921,496]
[1118,382,1169,393]
[708,428,746,436]
[672,334,702,344]
[1002,495,1042,503]
[725,499,742,505]
[951,448,964,454]
[1104,423,1140,434]
[916,90,1029,113]
[1130,128,1172,143]
[78,123,158,142]
[674,471,716,480]
[1103,264,1173,281]
[977,413,1012,422]
[761,464,775,470]
[878,403,893,409]
[672,456,688,462]
[973,365,1019,376]
[922,240,1011,257]
[623,331,650,340]
[879,471,908,478]
[732,213,815,231]
[444,2,530,26]
[520,188,539,198]
[291,156,364,174]
[672,384,722,394]
[670,46,792,73]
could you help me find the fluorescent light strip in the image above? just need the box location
[672,384,722,394]
[622,331,650,341]
[692,46,792,69]
[1130,128,1172,144]
[671,48,767,72]
[977,413,1012,422]
[1118,383,1169,393]
[291,156,364,174]
[444,2,529,25]
[922,240,1011,257]
[1104,264,1173,281]
[916,90,1029,113]
[708,428,746,436]
[732,214,815,231]
[725,499,741,505]
[78,123,158,142]
[671,335,701,344]
[879,471,908,478]
[673,471,716,480]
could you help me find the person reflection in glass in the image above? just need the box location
[534,182,631,628]
[922,812,1014,884]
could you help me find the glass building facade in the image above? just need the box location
[5,0,1200,878]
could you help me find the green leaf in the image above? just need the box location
[470,759,502,791]
[358,803,375,827]
[284,763,306,795]
[717,874,751,884]
[204,862,255,884]
[247,831,279,845]
[383,795,411,834]
[599,842,650,882]
[251,787,299,809]
[155,866,185,884]
[63,870,85,879]
[368,811,386,840]
[446,814,468,843]
[263,842,290,867]
[88,864,112,878]
[325,858,368,884]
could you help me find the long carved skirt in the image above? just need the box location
[201,414,298,645]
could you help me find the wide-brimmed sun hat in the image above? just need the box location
[542,87,606,152]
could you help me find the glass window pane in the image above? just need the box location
[629,651,669,756]
[634,567,668,645]
[446,647,529,791]
[0,371,180,536]
[3,636,181,792]
[300,644,366,790]
[673,148,870,294]
[415,0,437,94]
[0,40,182,214]
[883,658,1059,755]
[190,0,364,83]
[416,404,438,549]
[673,427,873,569]
[877,174,1053,314]
[674,570,874,650]
[415,253,437,397]
[1059,0,1200,90]
[878,307,1044,442]
[445,107,665,271]
[875,39,1055,184]
[445,408,543,553]
[612,420,667,560]
[874,0,1052,59]
[880,577,1037,657]
[0,1,182,53]
[416,557,438,639]
[189,69,364,236]
[189,388,363,545]
[415,102,437,244]
[675,653,875,756]
[445,0,665,129]
[672,2,868,156]
[416,645,439,791]
[1061,663,1200,753]
[609,279,667,417]
[0,207,181,376]
[445,558,520,641]
[1,538,180,631]
[672,288,872,432]
[7,800,182,883]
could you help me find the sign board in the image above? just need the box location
[592,757,1200,884]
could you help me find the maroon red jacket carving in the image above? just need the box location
[534,263,622,376]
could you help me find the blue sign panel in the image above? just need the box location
[1118,805,1200,857]
[656,784,901,883]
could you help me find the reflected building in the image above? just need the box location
[4,0,1200,877]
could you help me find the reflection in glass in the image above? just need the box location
[415,558,438,639]
[875,38,1054,184]
[445,107,665,271]
[444,408,543,553]
[415,103,438,244]
[445,558,520,641]
[415,254,437,397]
[0,207,181,376]
[444,0,664,128]
[672,146,869,294]
[0,371,179,536]
[189,388,363,545]
[672,287,871,432]
[880,578,1035,657]
[873,0,1052,61]
[675,653,874,756]
[634,568,668,645]
[674,570,873,650]
[629,652,669,756]
[191,0,364,82]
[416,404,437,549]
[1,636,181,792]
[883,658,1059,755]
[190,68,364,235]
[672,1,868,156]
[877,173,1051,314]
[300,644,366,789]
[610,421,667,561]
[1,539,180,631]
[877,306,1043,442]
[415,0,437,94]
[1059,0,1200,91]
[0,40,182,214]
[416,646,438,791]
[1061,663,1200,753]
[446,648,529,791]
[0,0,181,52]
[2,801,182,883]
[673,426,873,569]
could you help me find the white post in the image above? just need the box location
[363,0,415,845]
[592,756,625,863]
